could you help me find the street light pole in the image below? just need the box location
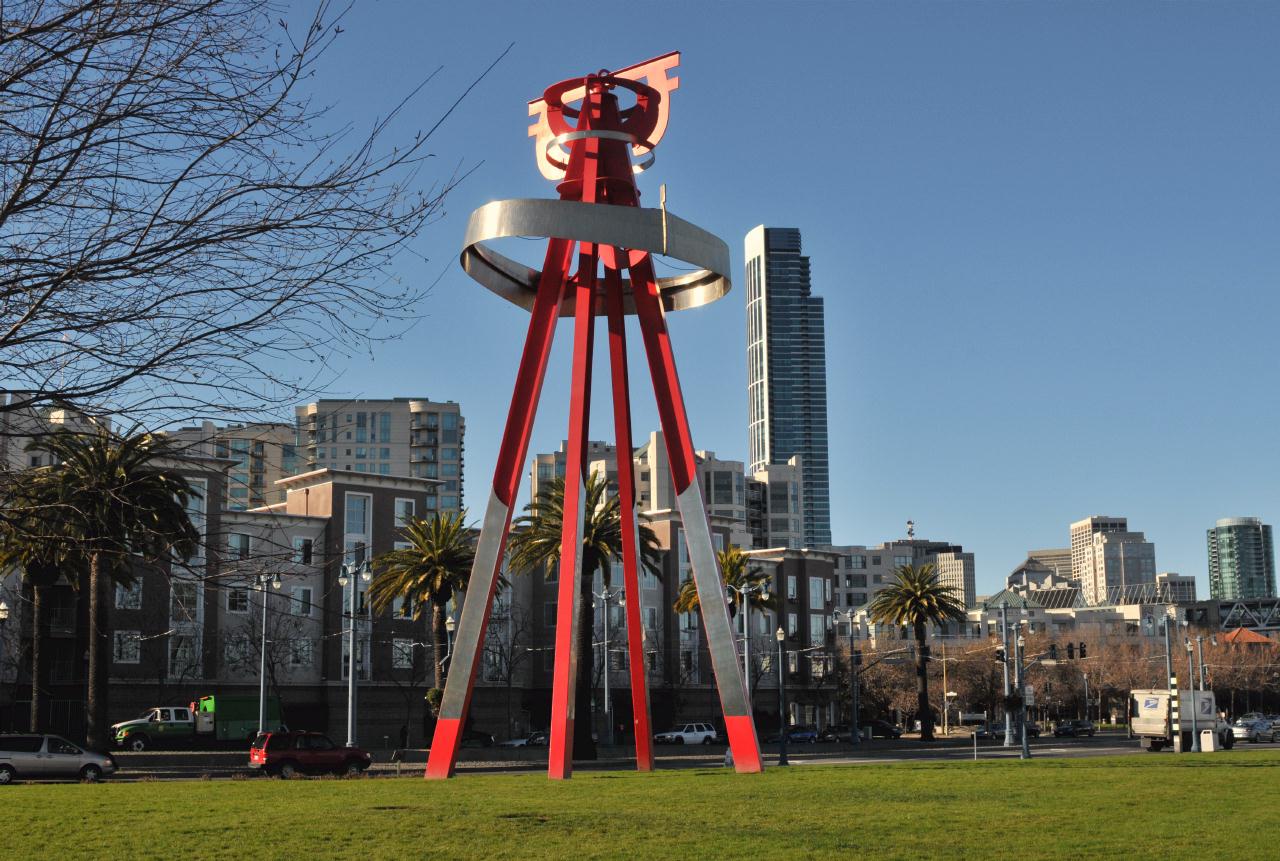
[1000,601,1013,747]
[1082,672,1089,723]
[775,627,789,767]
[339,559,372,748]
[727,582,769,712]
[1186,637,1200,752]
[1016,633,1030,760]
[256,571,281,734]
[594,586,623,747]
[833,608,861,746]
[1195,635,1205,691]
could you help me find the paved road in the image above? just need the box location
[87,732,1279,781]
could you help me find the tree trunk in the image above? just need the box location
[86,553,109,751]
[574,551,598,760]
[915,621,933,741]
[431,601,447,691]
[29,581,51,733]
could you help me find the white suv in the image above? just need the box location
[654,723,717,745]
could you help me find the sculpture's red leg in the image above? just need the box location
[547,244,598,780]
[424,236,575,779]
[604,261,655,771]
[629,254,764,774]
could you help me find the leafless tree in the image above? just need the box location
[482,603,532,739]
[0,0,505,424]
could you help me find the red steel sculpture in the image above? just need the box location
[425,53,762,779]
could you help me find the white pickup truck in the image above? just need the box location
[1130,689,1234,752]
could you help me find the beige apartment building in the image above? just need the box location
[295,398,464,515]
[169,421,298,510]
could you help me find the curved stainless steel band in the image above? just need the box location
[545,130,655,173]
[459,198,731,316]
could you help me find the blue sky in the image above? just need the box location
[290,1,1280,596]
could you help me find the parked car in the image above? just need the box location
[498,732,548,748]
[249,731,372,777]
[863,720,903,739]
[0,734,117,784]
[1232,719,1277,744]
[654,723,717,745]
[1053,720,1096,738]
[817,724,851,742]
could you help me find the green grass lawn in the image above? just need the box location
[7,752,1277,859]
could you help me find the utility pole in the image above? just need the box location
[1000,601,1013,747]
[1187,637,1200,752]
[1015,633,1030,760]
[775,627,789,766]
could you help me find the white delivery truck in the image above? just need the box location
[1129,689,1234,752]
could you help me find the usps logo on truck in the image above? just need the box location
[1200,699,1213,716]
[1143,698,1160,710]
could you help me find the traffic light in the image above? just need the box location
[995,647,1006,663]
[1066,642,1075,660]
[1078,641,1087,659]
[1049,643,1058,660]
[853,649,863,667]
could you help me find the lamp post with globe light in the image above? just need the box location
[775,626,789,766]
[257,571,282,734]
[338,559,372,747]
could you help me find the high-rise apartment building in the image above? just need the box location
[169,421,298,510]
[295,398,464,514]
[1081,530,1157,605]
[1207,517,1275,600]
[1069,516,1128,582]
[745,226,831,548]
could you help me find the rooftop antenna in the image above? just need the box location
[906,519,915,540]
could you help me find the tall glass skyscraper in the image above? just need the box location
[745,226,831,547]
[1207,517,1275,599]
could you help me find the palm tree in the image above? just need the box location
[0,472,83,732]
[506,472,662,759]
[673,545,776,619]
[867,563,966,741]
[29,428,200,751]
[369,511,475,692]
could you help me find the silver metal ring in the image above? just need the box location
[545,130,655,175]
[459,198,731,316]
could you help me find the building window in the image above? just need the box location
[809,576,825,610]
[227,588,250,614]
[289,638,314,668]
[224,634,253,667]
[809,614,826,645]
[292,537,313,564]
[115,581,142,610]
[787,576,797,600]
[392,638,415,669]
[228,533,251,560]
[850,555,866,569]
[291,587,313,618]
[344,492,372,563]
[394,498,415,528]
[787,612,798,636]
[170,579,200,624]
[544,602,557,628]
[871,556,881,566]
[113,631,141,664]
[894,555,911,568]
[168,633,201,678]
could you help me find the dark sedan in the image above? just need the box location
[1053,720,1096,738]
[863,720,903,739]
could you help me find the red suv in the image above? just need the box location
[250,731,372,778]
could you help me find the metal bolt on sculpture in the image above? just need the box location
[425,52,762,780]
